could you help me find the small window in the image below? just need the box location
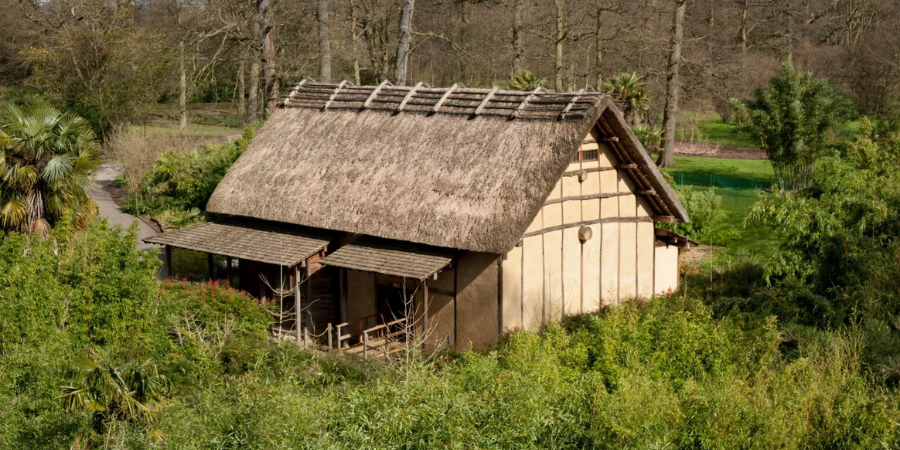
[582,150,598,162]
[572,152,581,163]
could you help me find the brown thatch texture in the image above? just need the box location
[208,81,688,254]
[143,219,332,267]
[320,238,456,281]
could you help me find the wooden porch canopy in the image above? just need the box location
[143,219,331,267]
[654,228,700,249]
[320,238,457,282]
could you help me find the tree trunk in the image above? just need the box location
[237,57,246,117]
[594,0,602,89]
[246,49,260,125]
[512,0,524,75]
[319,0,332,82]
[179,39,187,130]
[739,0,748,55]
[258,0,277,113]
[554,0,565,92]
[659,0,686,168]
[395,0,415,85]
[348,0,361,85]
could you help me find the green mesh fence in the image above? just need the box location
[669,172,778,190]
[667,172,781,214]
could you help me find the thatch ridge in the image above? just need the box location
[281,80,602,121]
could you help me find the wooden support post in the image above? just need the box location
[363,332,369,359]
[207,253,214,281]
[164,245,172,280]
[295,265,302,345]
[339,268,348,323]
[327,323,333,349]
[226,257,233,286]
[304,327,310,347]
[422,280,428,336]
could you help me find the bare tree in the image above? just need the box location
[246,16,261,124]
[659,0,687,168]
[259,0,278,112]
[395,0,415,84]
[512,0,524,74]
[554,0,565,92]
[237,55,246,116]
[319,0,332,82]
[348,0,361,84]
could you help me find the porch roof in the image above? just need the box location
[143,219,331,267]
[320,238,456,281]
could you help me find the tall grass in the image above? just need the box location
[149,298,900,449]
[103,127,211,193]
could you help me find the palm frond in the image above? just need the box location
[0,199,27,230]
[42,155,75,183]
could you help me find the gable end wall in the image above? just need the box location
[500,127,679,332]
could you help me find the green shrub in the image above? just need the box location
[124,127,255,220]
[659,185,724,242]
[148,297,900,449]
[633,125,663,153]
[0,220,273,448]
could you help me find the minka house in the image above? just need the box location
[145,80,691,352]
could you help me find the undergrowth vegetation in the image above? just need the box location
[121,127,255,229]
[2,218,900,448]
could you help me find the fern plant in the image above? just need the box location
[509,70,545,91]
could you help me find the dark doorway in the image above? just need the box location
[377,282,410,323]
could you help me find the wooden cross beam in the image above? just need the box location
[322,80,350,111]
[432,83,459,113]
[396,81,424,113]
[362,79,392,109]
[510,86,546,120]
[473,85,499,116]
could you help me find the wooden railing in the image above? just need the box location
[361,317,408,359]
[288,313,409,360]
[335,313,378,352]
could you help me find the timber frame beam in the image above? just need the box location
[522,216,652,238]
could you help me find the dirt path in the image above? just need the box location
[674,141,767,160]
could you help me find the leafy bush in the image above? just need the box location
[149,298,900,449]
[660,185,724,243]
[0,220,272,448]
[633,125,663,153]
[123,127,255,222]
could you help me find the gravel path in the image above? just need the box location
[92,163,168,277]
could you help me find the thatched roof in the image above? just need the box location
[143,219,332,267]
[206,81,687,254]
[320,237,456,281]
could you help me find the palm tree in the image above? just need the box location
[0,101,101,235]
[604,72,650,126]
[509,70,546,91]
[59,351,168,438]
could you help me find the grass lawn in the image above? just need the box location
[662,156,780,268]
[676,111,760,148]
[667,156,776,182]
[127,123,243,137]
[133,102,245,137]
[677,110,862,149]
